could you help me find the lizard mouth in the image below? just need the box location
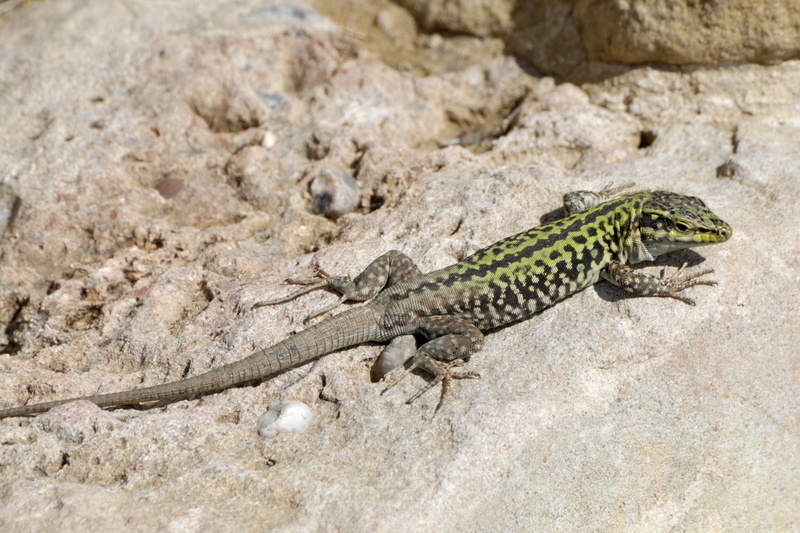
[691,222,732,244]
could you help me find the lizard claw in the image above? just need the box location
[598,181,636,197]
[381,355,479,414]
[251,280,329,309]
[252,267,352,322]
[661,263,716,306]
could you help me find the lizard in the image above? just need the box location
[0,184,731,419]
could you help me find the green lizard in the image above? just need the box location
[0,184,731,419]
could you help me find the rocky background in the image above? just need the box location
[0,0,797,531]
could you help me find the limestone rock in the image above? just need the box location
[574,0,800,65]
[0,1,797,531]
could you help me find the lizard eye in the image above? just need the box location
[674,222,691,232]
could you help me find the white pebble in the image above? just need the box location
[261,131,277,148]
[257,401,313,438]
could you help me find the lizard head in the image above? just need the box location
[637,191,732,258]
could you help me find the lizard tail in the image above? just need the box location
[0,306,384,419]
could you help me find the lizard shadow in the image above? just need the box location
[539,206,569,224]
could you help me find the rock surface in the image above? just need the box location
[355,0,800,77]
[0,1,798,532]
[573,0,800,65]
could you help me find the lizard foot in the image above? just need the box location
[252,269,354,322]
[252,278,329,308]
[661,263,717,306]
[382,355,479,413]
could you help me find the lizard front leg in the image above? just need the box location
[603,260,716,306]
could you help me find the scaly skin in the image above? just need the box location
[0,186,731,419]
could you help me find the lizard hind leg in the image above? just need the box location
[563,181,636,215]
[254,250,424,322]
[252,277,345,323]
[382,315,484,413]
